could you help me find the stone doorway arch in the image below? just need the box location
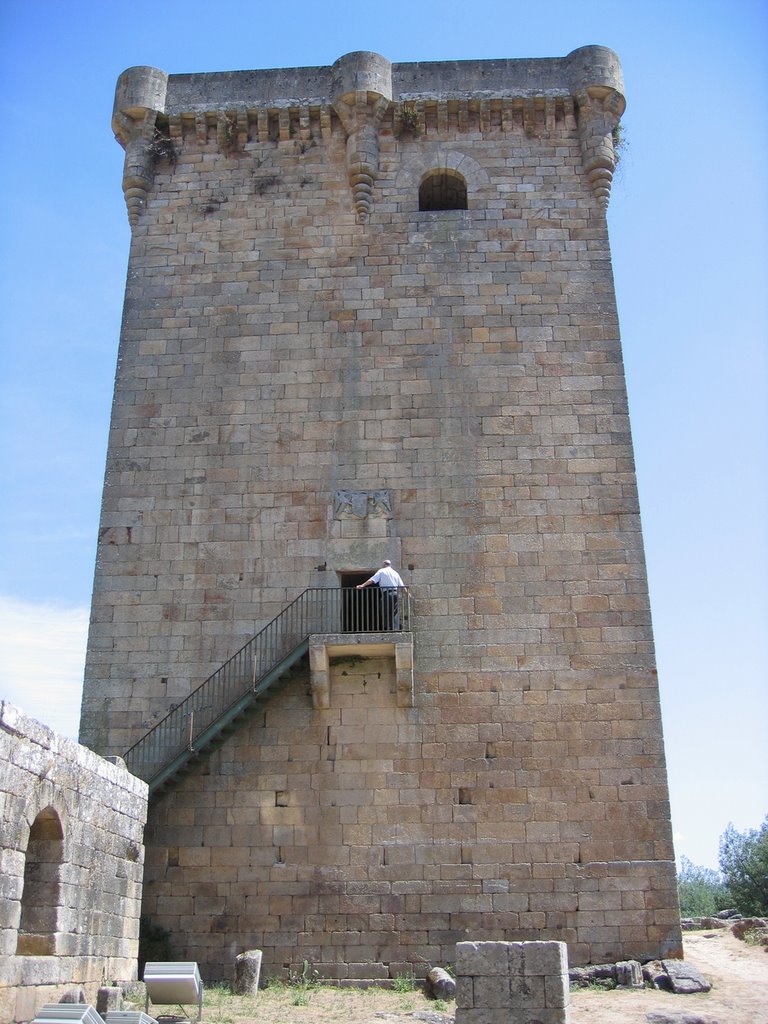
[16,806,64,956]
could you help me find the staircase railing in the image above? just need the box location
[123,586,410,788]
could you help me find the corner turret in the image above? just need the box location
[567,46,626,209]
[113,66,169,227]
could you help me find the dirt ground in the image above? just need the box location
[569,929,768,1024]
[141,929,768,1024]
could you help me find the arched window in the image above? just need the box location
[16,807,64,955]
[418,169,468,211]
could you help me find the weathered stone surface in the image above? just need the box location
[681,918,728,931]
[456,940,569,1024]
[616,959,643,988]
[59,987,86,1002]
[82,45,679,981]
[426,967,456,1000]
[661,959,713,994]
[233,949,263,995]
[569,962,619,987]
[96,986,123,1013]
[643,960,673,990]
[731,917,768,942]
[0,704,147,1022]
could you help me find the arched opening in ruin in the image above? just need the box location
[16,806,64,955]
[418,169,468,211]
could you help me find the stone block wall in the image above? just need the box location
[81,49,681,977]
[455,940,570,1024]
[0,703,147,1023]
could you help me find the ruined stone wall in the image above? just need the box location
[0,703,147,1024]
[82,49,681,977]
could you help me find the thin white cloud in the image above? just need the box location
[0,595,88,740]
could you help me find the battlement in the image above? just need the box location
[113,47,625,224]
[116,46,624,114]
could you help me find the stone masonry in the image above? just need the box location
[0,703,147,1024]
[80,48,682,978]
[455,940,570,1024]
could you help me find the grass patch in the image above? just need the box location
[123,973,453,1024]
[742,927,768,947]
[392,971,416,993]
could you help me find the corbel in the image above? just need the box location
[575,87,626,209]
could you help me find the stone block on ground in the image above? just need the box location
[661,958,713,994]
[455,939,570,1024]
[233,949,262,995]
[615,959,643,987]
[96,987,123,1014]
[426,967,456,1000]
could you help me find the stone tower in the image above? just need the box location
[81,47,682,979]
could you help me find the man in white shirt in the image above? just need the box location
[356,560,407,629]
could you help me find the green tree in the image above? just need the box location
[719,816,768,916]
[677,855,730,917]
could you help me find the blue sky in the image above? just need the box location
[0,0,765,870]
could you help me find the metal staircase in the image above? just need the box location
[123,586,409,793]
